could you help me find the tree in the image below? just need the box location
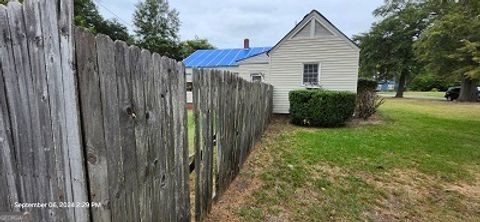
[355,0,430,97]
[74,0,104,32]
[354,23,397,81]
[415,0,480,101]
[133,0,180,59]
[96,19,134,44]
[74,0,133,43]
[0,0,23,5]
[1,0,132,43]
[179,37,215,59]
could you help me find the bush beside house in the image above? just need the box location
[357,79,378,93]
[355,79,384,120]
[355,91,384,120]
[289,89,356,127]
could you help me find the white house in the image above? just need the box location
[184,10,360,114]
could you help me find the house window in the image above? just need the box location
[303,63,319,86]
[186,82,193,92]
[251,73,263,82]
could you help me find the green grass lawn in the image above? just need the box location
[188,110,194,155]
[207,99,480,221]
[378,91,445,98]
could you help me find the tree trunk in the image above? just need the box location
[458,76,478,102]
[395,70,407,98]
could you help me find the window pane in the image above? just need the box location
[303,64,319,85]
[251,73,262,82]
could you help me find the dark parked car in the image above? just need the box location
[445,87,461,101]
[445,86,480,101]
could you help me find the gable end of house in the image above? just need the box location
[268,10,359,56]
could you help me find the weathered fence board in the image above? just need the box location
[115,40,138,222]
[193,69,274,221]
[193,69,214,221]
[75,28,110,222]
[169,59,190,221]
[24,1,51,219]
[0,1,89,221]
[151,53,166,221]
[0,4,20,213]
[98,34,123,222]
[40,0,71,218]
[59,0,91,220]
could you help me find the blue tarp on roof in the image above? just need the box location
[183,47,271,68]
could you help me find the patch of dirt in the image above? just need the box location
[367,169,434,197]
[205,169,262,222]
[347,114,384,127]
[444,174,480,199]
[359,169,480,221]
[205,115,294,222]
[311,164,349,178]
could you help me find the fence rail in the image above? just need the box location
[193,69,274,221]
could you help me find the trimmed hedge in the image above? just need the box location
[289,89,356,127]
[358,79,378,93]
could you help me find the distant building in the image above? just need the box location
[184,10,359,114]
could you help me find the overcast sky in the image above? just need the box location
[96,0,384,48]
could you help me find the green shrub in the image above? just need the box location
[357,79,378,93]
[408,74,451,91]
[355,91,385,120]
[289,89,356,127]
[356,79,384,120]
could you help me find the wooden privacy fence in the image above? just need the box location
[0,0,190,221]
[0,1,273,221]
[75,29,190,221]
[193,69,274,221]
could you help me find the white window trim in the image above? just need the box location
[250,72,264,82]
[301,62,322,88]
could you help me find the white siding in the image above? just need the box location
[269,37,359,113]
[186,91,193,103]
[237,63,269,82]
[237,53,269,64]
